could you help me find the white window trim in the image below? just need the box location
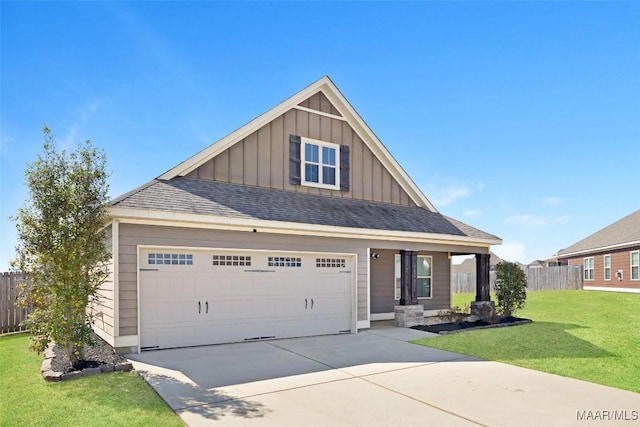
[301,137,340,190]
[603,254,611,281]
[584,256,595,281]
[394,254,433,300]
[631,250,640,281]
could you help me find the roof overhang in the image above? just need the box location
[157,76,437,211]
[109,206,501,248]
[557,241,640,259]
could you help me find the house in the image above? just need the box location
[452,252,503,274]
[557,210,640,292]
[527,260,547,269]
[96,77,501,353]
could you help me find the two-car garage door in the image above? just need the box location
[139,248,354,350]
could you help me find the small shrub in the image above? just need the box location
[438,304,470,324]
[493,261,527,317]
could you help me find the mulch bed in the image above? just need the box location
[42,332,132,381]
[411,316,532,334]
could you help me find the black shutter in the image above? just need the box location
[340,145,350,192]
[289,135,301,185]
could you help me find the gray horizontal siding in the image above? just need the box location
[118,224,369,336]
[117,224,483,335]
[370,249,451,314]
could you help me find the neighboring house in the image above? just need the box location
[557,210,640,291]
[452,252,503,274]
[96,76,501,353]
[527,260,547,269]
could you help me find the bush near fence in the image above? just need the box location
[1,272,31,334]
[452,265,583,294]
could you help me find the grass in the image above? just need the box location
[412,290,640,393]
[0,333,183,427]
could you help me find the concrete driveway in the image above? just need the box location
[128,324,639,426]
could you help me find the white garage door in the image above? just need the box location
[139,248,354,350]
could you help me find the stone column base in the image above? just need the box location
[394,304,424,327]
[470,301,496,321]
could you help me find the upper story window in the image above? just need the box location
[302,137,340,190]
[583,257,594,280]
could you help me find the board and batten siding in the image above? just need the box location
[93,224,115,336]
[117,223,369,336]
[370,249,451,314]
[298,91,342,116]
[185,104,416,206]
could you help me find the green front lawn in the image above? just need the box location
[413,290,640,393]
[0,333,183,427]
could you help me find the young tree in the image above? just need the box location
[493,261,528,318]
[12,125,110,366]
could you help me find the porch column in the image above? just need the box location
[395,250,423,327]
[475,253,491,302]
[399,250,418,305]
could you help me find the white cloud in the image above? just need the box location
[506,214,548,228]
[56,127,78,152]
[544,196,562,206]
[493,241,527,264]
[80,99,103,122]
[425,182,472,207]
[463,209,483,218]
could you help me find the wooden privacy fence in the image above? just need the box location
[452,265,583,294]
[1,272,31,334]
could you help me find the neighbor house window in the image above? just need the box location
[302,137,339,190]
[394,254,432,299]
[631,251,639,281]
[604,255,611,280]
[583,257,594,280]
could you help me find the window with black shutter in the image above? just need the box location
[290,134,350,192]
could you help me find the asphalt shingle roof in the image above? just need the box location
[111,177,499,241]
[557,209,640,256]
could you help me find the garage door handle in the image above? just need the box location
[311,298,314,309]
[305,298,308,309]
[198,301,201,314]
[206,301,209,314]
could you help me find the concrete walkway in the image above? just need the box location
[128,324,639,426]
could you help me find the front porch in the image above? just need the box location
[369,249,493,327]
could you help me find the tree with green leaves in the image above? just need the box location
[12,125,110,366]
[493,261,528,318]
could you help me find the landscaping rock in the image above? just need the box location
[100,364,115,373]
[61,371,82,381]
[40,332,133,381]
[115,362,133,372]
[82,367,102,376]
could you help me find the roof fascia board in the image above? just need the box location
[109,206,501,247]
[558,240,640,259]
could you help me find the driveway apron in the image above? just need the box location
[128,326,640,426]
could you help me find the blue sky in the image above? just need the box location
[1,1,639,269]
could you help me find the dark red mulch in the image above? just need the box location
[411,316,532,334]
[51,332,128,374]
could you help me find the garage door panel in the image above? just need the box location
[140,249,354,350]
